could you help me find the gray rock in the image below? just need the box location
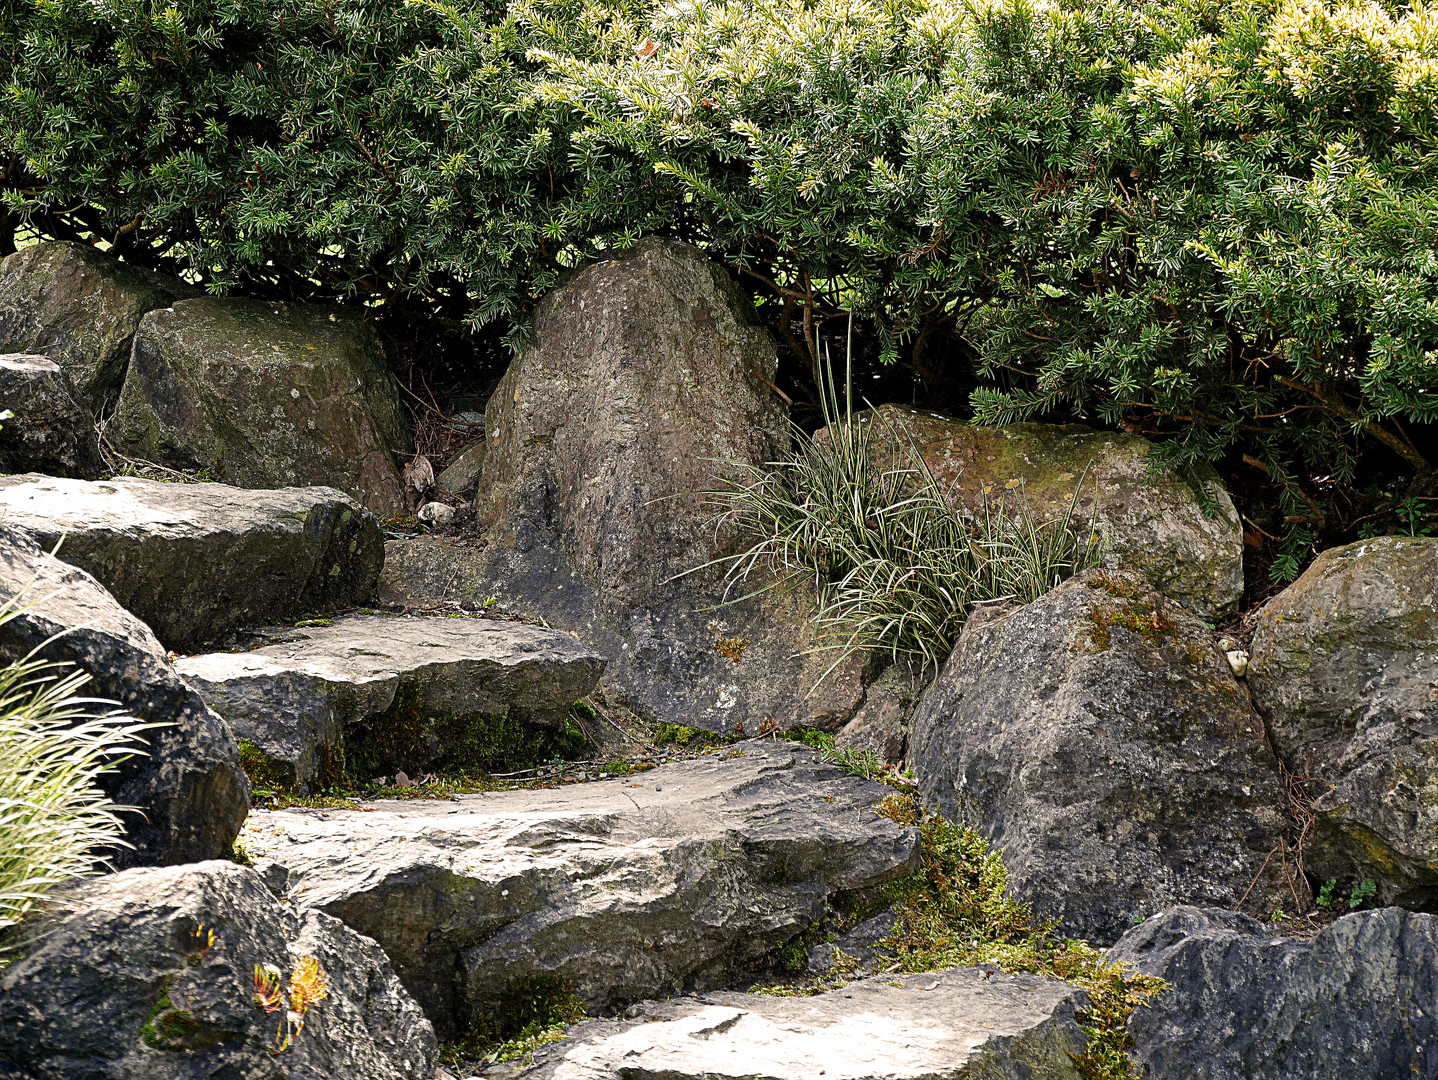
[1248,536,1438,908]
[177,613,606,791]
[0,355,103,478]
[495,969,1088,1080]
[0,860,437,1080]
[0,474,384,652]
[114,298,411,514]
[850,405,1244,619]
[806,910,898,976]
[0,241,197,409]
[1109,904,1438,1080]
[416,500,454,526]
[835,664,920,764]
[238,741,920,1039]
[403,238,869,734]
[0,525,248,866]
[435,439,486,493]
[909,570,1289,944]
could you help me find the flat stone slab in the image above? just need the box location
[239,741,920,1040]
[0,474,383,651]
[178,614,606,790]
[497,969,1088,1080]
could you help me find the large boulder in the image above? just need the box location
[0,525,249,867]
[384,237,870,734]
[0,355,103,478]
[909,570,1289,943]
[1248,536,1438,908]
[0,475,384,652]
[1109,904,1438,1080]
[0,860,437,1080]
[0,241,197,409]
[851,405,1244,619]
[177,613,605,792]
[495,969,1090,1080]
[114,298,410,514]
[238,741,920,1039]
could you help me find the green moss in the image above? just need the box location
[236,739,292,794]
[441,975,586,1069]
[651,723,729,750]
[139,975,225,1053]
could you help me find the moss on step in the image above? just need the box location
[236,739,293,794]
[139,974,226,1053]
[441,975,586,1070]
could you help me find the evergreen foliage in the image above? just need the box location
[3,0,1437,560]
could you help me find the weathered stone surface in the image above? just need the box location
[496,969,1088,1080]
[910,570,1288,943]
[392,238,866,733]
[1110,905,1438,1080]
[435,439,486,493]
[0,355,103,478]
[851,405,1243,619]
[835,664,919,764]
[806,910,898,977]
[177,614,606,791]
[239,741,920,1039]
[114,298,411,513]
[0,525,248,866]
[0,241,197,409]
[0,861,437,1080]
[0,474,383,652]
[1248,536,1438,908]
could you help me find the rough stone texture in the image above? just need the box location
[435,439,486,493]
[0,354,103,478]
[495,969,1088,1080]
[392,238,868,734]
[835,664,920,764]
[0,474,383,652]
[114,298,411,514]
[239,741,920,1039]
[0,861,437,1080]
[852,405,1243,619]
[1248,536,1438,909]
[1110,905,1438,1080]
[177,614,606,791]
[806,910,898,977]
[909,570,1288,944]
[0,525,248,866]
[0,241,197,409]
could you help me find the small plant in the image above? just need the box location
[188,924,217,964]
[713,637,751,666]
[1315,879,1337,909]
[254,956,330,1054]
[1348,879,1377,910]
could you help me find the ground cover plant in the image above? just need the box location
[4,0,1437,571]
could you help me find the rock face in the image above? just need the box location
[114,298,410,514]
[435,439,486,493]
[177,614,606,791]
[0,525,249,867]
[0,861,437,1080]
[1110,905,1438,1080]
[0,355,103,478]
[0,241,197,409]
[853,405,1243,619]
[496,969,1089,1080]
[1248,536,1438,909]
[239,741,920,1039]
[909,570,1288,943]
[0,475,384,652]
[386,238,867,734]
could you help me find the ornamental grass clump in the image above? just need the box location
[0,607,151,933]
[705,344,1101,674]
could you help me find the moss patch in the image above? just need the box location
[139,975,226,1053]
[441,975,586,1069]
[1087,574,1180,651]
[236,739,293,794]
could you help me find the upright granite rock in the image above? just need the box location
[0,475,383,652]
[847,405,1243,619]
[114,298,410,514]
[0,525,248,866]
[1110,905,1438,1080]
[0,861,437,1080]
[239,741,920,1039]
[1248,536,1438,908]
[178,614,605,791]
[396,237,867,734]
[0,355,103,478]
[496,969,1089,1080]
[0,241,197,408]
[909,570,1288,943]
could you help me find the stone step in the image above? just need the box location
[239,741,920,1041]
[177,613,606,792]
[0,474,383,651]
[493,969,1088,1080]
